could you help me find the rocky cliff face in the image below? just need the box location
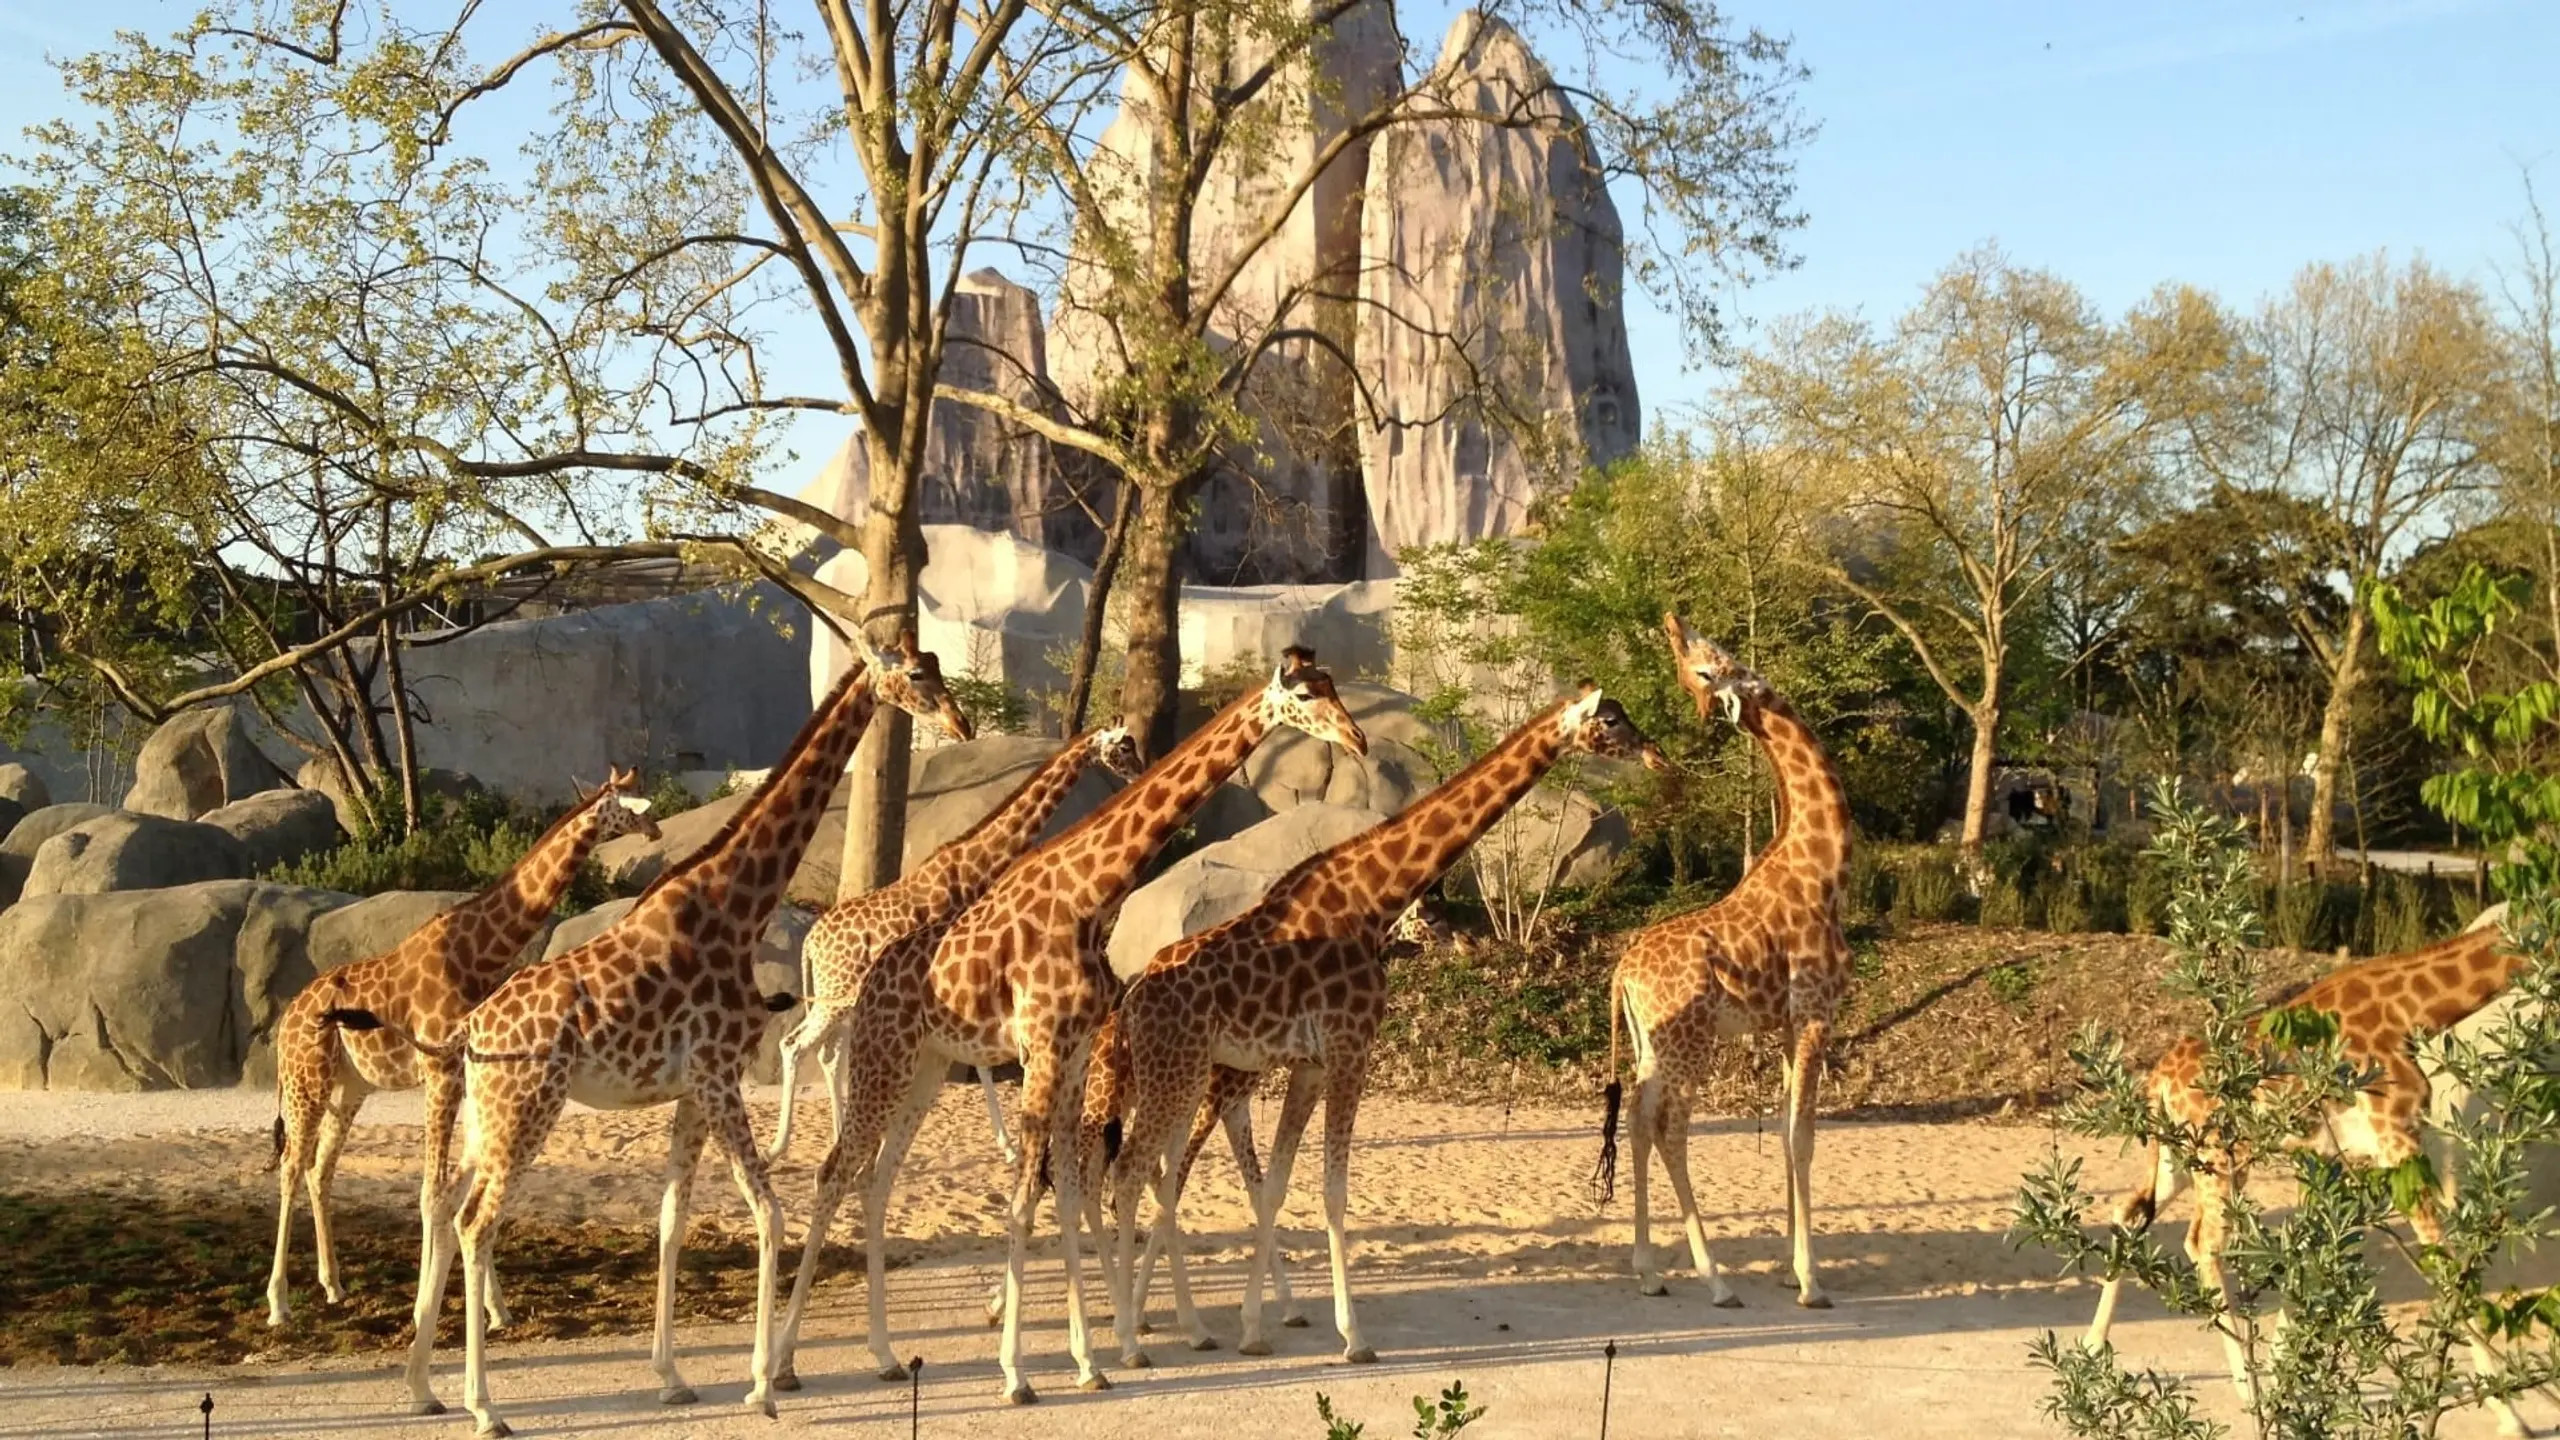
[1355,13,1639,576]
[817,6,1633,584]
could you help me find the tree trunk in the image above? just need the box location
[2303,606,2368,869]
[1958,690,2002,856]
[1116,480,1188,762]
[835,428,926,900]
[378,619,423,831]
[1063,481,1135,734]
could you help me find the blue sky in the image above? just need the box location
[4,0,2555,449]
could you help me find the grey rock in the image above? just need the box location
[1239,682,1453,818]
[899,735,1122,869]
[1461,786,1630,901]
[1109,804,1387,980]
[293,756,487,836]
[0,798,21,854]
[307,890,477,974]
[123,704,287,820]
[0,803,115,909]
[594,792,753,895]
[1354,12,1639,578]
[204,788,343,874]
[0,880,347,1091]
[1188,782,1277,848]
[23,811,250,899]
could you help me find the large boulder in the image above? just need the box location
[203,788,342,874]
[0,880,350,1091]
[123,704,286,820]
[594,791,754,894]
[1238,681,1450,820]
[0,764,50,812]
[1460,787,1630,901]
[542,899,814,1083]
[306,890,513,974]
[1109,804,1387,980]
[899,735,1123,870]
[22,811,250,899]
[0,798,21,855]
[0,802,115,908]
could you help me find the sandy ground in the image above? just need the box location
[0,1084,2550,1439]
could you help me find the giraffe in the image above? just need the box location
[766,723,1144,1165]
[1107,684,1665,1366]
[768,645,1368,1403]
[264,769,659,1329]
[334,631,971,1438]
[2084,922,2534,1434]
[1593,614,1854,1307]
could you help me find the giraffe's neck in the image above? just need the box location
[430,795,613,988]
[1049,697,1266,907]
[637,664,882,957]
[1291,699,1572,926]
[1741,692,1851,883]
[928,738,1105,898]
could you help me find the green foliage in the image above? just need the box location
[270,791,605,914]
[1985,958,2038,1009]
[945,673,1031,737]
[1891,849,1967,923]
[2372,564,2560,862]
[1314,1382,1484,1440]
[640,772,699,820]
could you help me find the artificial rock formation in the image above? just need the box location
[1356,13,1639,576]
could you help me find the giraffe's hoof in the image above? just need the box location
[1136,1319,1155,1336]
[1237,1338,1273,1357]
[1078,1373,1112,1393]
[660,1385,699,1406]
[1797,1291,1833,1311]
[878,1362,910,1383]
[1282,1314,1310,1329]
[1005,1381,1039,1406]
[771,1370,803,1393]
[1121,1350,1153,1369]
[1638,1279,1668,1298]
[265,1312,288,1330]
[475,1424,513,1440]
[1711,1292,1744,1310]
[413,1399,447,1417]
[751,1393,779,1420]
[1344,1347,1379,1365]
[1189,1335,1220,1353]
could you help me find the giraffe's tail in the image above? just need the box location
[1593,966,1627,1204]
[322,1007,465,1059]
[267,1114,284,1173]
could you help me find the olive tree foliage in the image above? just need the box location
[974,0,1810,757]
[1736,249,2235,856]
[14,0,1072,868]
[2185,254,2508,870]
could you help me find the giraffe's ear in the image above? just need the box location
[621,797,654,816]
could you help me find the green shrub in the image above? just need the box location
[2264,880,2341,952]
[1985,957,2037,1008]
[946,672,1031,736]
[1893,850,1966,922]
[1978,875,2034,930]
[641,771,698,819]
[270,791,606,914]
[2125,855,2172,935]
[1843,846,1896,929]
[2358,871,2438,956]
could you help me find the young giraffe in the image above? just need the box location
[769,646,1368,1403]
[1595,615,1853,1307]
[338,632,971,1438]
[1054,914,1462,1339]
[2085,918,2533,1434]
[264,769,659,1328]
[766,724,1144,1165]
[1108,685,1665,1365]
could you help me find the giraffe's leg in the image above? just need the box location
[774,1036,924,1385]
[1166,1069,1257,1344]
[702,1080,785,1419]
[1049,1036,1108,1392]
[1205,1078,1299,1325]
[405,1157,467,1417]
[855,1055,944,1380]
[983,1066,1021,1167]
[650,1096,712,1406]
[1783,1019,1832,1308]
[455,1073,566,1440]
[1652,1081,1737,1307]
[1240,1065,1322,1357]
[1110,1051,1209,1367]
[997,1036,1073,1404]
[265,1062,328,1328]
[1318,1054,1375,1363]
[767,1001,841,1164]
[820,1020,852,1150]
[2086,1143,2183,1351]
[2187,1170,2259,1407]
[307,1085,364,1305]
[1631,1071,1665,1296]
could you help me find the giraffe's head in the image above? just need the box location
[576,765,661,842]
[1258,646,1368,756]
[1663,612,1771,727]
[1082,724,1145,781]
[1559,683,1668,771]
[863,627,976,743]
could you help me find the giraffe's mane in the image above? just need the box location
[940,734,1092,856]
[631,660,868,905]
[1017,689,1261,866]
